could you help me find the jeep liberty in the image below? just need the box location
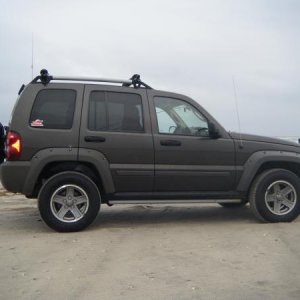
[1,69,300,232]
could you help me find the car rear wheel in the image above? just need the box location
[249,169,300,222]
[38,171,101,232]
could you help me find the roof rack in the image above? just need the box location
[31,69,152,89]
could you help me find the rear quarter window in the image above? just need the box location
[29,89,76,129]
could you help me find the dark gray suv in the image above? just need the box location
[1,69,300,232]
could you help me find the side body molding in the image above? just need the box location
[237,150,300,192]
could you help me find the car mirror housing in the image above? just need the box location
[208,121,221,139]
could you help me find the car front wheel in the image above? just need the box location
[249,169,300,222]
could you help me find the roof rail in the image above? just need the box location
[31,69,152,89]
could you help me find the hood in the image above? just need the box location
[229,132,300,148]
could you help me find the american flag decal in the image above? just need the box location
[31,119,44,127]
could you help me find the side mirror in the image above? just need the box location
[208,122,221,139]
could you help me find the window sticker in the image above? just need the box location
[31,119,44,127]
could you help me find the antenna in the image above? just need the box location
[232,76,243,148]
[31,33,34,79]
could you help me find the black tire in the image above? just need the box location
[219,202,247,208]
[249,169,300,222]
[38,171,101,232]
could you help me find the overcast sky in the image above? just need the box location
[1,0,300,137]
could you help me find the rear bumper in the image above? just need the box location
[0,161,31,193]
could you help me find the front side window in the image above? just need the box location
[154,97,209,137]
[30,89,76,129]
[88,92,144,132]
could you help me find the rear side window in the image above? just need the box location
[30,89,76,129]
[88,92,143,132]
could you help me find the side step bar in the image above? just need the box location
[108,199,242,205]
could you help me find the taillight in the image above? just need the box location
[6,131,22,161]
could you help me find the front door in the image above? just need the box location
[148,90,236,192]
[79,85,154,192]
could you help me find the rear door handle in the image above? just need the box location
[84,136,106,142]
[160,139,181,146]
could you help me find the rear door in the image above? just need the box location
[79,85,154,192]
[148,90,236,192]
